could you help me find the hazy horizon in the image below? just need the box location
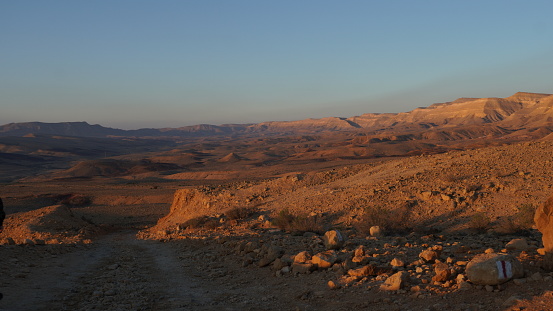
[2,1,553,129]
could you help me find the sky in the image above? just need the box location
[2,1,553,129]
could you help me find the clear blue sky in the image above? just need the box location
[2,1,553,129]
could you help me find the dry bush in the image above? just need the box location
[225,206,257,220]
[179,216,220,230]
[354,204,412,234]
[495,204,536,234]
[469,212,491,233]
[271,209,324,234]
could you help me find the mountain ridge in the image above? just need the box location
[2,92,552,138]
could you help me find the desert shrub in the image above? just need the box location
[271,209,324,234]
[354,204,412,234]
[179,216,220,230]
[225,206,257,220]
[495,204,536,234]
[469,212,491,233]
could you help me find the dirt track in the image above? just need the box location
[0,232,218,311]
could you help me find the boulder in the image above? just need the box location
[505,238,529,251]
[466,253,524,285]
[535,196,553,251]
[312,250,338,269]
[323,230,345,250]
[380,271,409,291]
[535,196,553,270]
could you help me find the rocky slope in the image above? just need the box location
[148,140,553,235]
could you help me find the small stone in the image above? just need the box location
[324,230,345,250]
[484,248,495,254]
[456,274,466,283]
[485,285,494,292]
[294,251,311,263]
[419,250,439,262]
[503,295,523,307]
[391,258,405,268]
[530,272,542,281]
[370,226,383,237]
[380,271,409,291]
[312,250,338,269]
[328,280,341,290]
[107,264,119,270]
[105,289,116,296]
[354,245,366,257]
[291,262,315,274]
[458,281,472,291]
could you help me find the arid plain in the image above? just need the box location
[2,92,553,310]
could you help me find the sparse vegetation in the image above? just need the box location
[495,204,536,234]
[225,206,257,220]
[271,209,324,234]
[354,204,412,234]
[178,216,220,230]
[468,212,491,233]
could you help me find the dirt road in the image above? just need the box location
[0,232,218,311]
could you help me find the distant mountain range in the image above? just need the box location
[2,92,553,138]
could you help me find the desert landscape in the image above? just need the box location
[2,92,553,310]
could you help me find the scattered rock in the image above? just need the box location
[291,262,315,274]
[323,230,345,250]
[432,262,451,282]
[380,271,409,291]
[369,226,383,237]
[348,264,391,277]
[311,250,338,269]
[390,258,405,268]
[327,280,341,290]
[419,249,439,262]
[294,251,311,263]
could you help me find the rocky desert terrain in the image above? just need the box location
[3,92,553,310]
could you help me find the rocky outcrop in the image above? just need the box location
[535,195,553,270]
[535,196,553,251]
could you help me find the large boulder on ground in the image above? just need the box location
[535,196,553,251]
[466,253,524,285]
[323,230,345,250]
[535,195,553,270]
